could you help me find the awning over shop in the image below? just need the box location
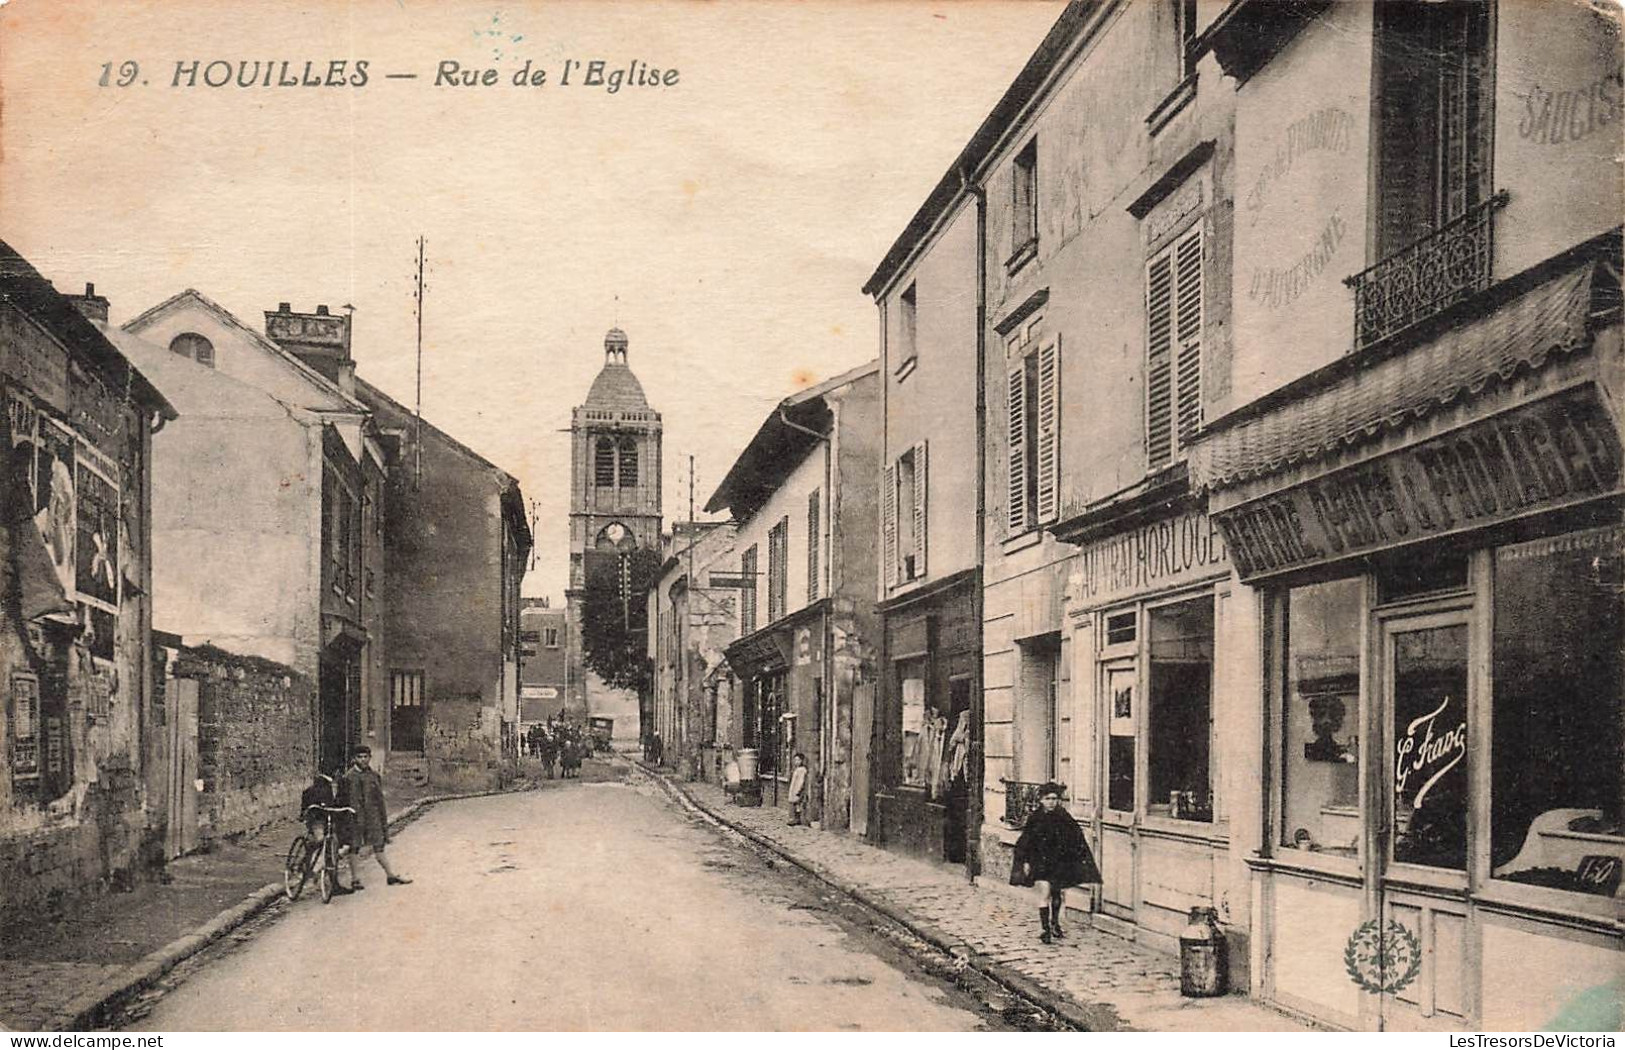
[725,629,791,680]
[1189,260,1601,494]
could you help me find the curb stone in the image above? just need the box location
[628,757,1120,1032]
[44,778,537,1032]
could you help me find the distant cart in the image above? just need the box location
[588,716,615,752]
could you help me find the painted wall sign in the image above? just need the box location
[1068,509,1229,608]
[1215,387,1623,579]
[265,311,347,347]
[1,306,70,411]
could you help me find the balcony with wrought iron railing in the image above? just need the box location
[1344,190,1508,353]
[1001,778,1065,829]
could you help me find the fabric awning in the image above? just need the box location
[1189,261,1599,493]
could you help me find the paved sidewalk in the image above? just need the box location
[637,760,1317,1033]
[0,773,539,1032]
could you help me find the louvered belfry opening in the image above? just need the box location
[1146,226,1203,471]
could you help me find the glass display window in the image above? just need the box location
[1490,524,1623,901]
[1279,576,1363,858]
[1147,595,1215,821]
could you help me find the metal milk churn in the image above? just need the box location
[1179,906,1227,997]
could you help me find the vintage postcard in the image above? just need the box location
[0,0,1621,1036]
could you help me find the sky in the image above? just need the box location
[0,0,1064,601]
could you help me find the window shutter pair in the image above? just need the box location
[1147,226,1202,469]
[1007,340,1060,531]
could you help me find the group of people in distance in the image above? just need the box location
[298,745,412,893]
[525,721,587,779]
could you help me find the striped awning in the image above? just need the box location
[1189,261,1599,493]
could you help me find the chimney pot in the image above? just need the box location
[85,282,95,296]
[316,304,329,316]
[278,302,291,313]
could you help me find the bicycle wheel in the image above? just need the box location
[284,836,309,901]
[319,837,337,903]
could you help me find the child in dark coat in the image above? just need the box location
[1010,782,1101,943]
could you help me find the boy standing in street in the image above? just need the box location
[341,745,412,889]
[787,752,808,826]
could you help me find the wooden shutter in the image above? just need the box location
[1146,251,1175,470]
[1035,339,1060,524]
[1007,361,1029,531]
[881,461,898,589]
[911,440,928,578]
[1174,230,1203,447]
[807,489,820,602]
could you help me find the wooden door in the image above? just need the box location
[165,677,199,859]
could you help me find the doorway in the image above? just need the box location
[1373,608,1474,1030]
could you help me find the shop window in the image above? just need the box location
[1148,595,1214,821]
[901,670,929,789]
[754,673,784,777]
[1014,635,1060,783]
[1106,663,1136,812]
[1391,622,1469,869]
[1491,525,1623,898]
[1280,577,1363,857]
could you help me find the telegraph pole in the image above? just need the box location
[413,236,426,490]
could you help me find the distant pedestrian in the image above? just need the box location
[340,746,412,889]
[1009,783,1099,944]
[787,752,808,826]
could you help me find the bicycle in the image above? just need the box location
[284,804,355,903]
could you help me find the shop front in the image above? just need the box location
[726,602,829,818]
[873,570,979,867]
[1192,254,1624,1030]
[1056,500,1248,971]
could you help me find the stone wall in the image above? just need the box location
[425,697,507,792]
[171,645,314,843]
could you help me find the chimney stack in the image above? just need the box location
[65,282,110,324]
[263,301,354,397]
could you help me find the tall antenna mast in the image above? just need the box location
[413,235,426,490]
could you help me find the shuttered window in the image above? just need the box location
[1034,342,1059,524]
[1007,359,1029,532]
[881,462,898,588]
[740,545,758,634]
[807,489,821,601]
[910,440,927,579]
[1006,335,1060,533]
[767,518,788,623]
[1146,226,1202,470]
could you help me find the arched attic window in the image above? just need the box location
[594,437,617,488]
[169,332,215,368]
[618,437,638,488]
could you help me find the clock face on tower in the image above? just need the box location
[595,522,637,552]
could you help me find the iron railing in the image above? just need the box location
[1001,778,1064,828]
[1344,190,1508,353]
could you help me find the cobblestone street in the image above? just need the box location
[636,761,1316,1033]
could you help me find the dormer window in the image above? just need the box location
[169,332,215,368]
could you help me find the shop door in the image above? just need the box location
[1098,656,1138,921]
[1373,611,1474,1031]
